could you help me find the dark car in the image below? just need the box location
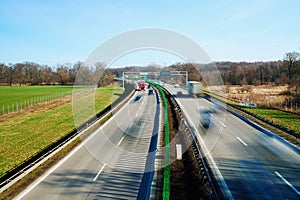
[148,89,154,95]
[176,91,183,96]
[200,110,212,128]
[134,94,142,102]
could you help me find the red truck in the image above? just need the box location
[138,80,145,91]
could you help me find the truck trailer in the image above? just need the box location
[188,81,202,96]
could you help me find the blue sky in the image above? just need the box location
[0,0,299,67]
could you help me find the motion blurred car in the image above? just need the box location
[134,94,142,102]
[176,91,183,97]
[200,109,212,128]
[148,89,154,95]
[174,84,180,88]
[249,103,257,108]
[239,102,257,108]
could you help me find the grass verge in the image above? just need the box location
[0,85,134,199]
[205,91,300,147]
[0,86,123,177]
[244,107,300,135]
[229,106,300,147]
[0,138,81,200]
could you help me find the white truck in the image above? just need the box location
[188,81,202,96]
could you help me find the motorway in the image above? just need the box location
[164,84,300,200]
[16,89,159,199]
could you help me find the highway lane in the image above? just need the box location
[16,89,158,200]
[164,84,300,200]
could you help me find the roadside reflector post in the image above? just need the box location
[176,144,182,160]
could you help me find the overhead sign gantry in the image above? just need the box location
[122,71,188,89]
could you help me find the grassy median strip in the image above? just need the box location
[150,82,170,200]
[0,86,123,178]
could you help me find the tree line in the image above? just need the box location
[215,51,300,95]
[0,61,113,87]
[168,51,300,93]
[1,50,299,93]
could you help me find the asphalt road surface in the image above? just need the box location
[16,89,158,200]
[165,84,300,200]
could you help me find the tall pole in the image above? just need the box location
[122,72,125,90]
[186,71,188,88]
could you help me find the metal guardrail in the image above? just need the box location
[203,91,300,140]
[159,85,220,200]
[203,91,300,156]
[160,85,220,199]
[226,109,300,155]
[152,83,171,200]
[0,84,135,190]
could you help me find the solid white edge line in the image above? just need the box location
[275,171,300,195]
[15,141,86,200]
[237,137,248,146]
[16,92,136,199]
[93,163,107,182]
[117,136,125,146]
[167,86,234,200]
[219,121,226,128]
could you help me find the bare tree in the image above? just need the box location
[95,62,114,87]
[57,66,70,85]
[0,63,11,85]
[12,63,26,86]
[283,51,300,90]
[24,62,41,85]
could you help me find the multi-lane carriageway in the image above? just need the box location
[16,83,300,200]
[16,88,159,199]
[164,84,300,200]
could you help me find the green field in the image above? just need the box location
[0,86,74,114]
[0,85,123,177]
[244,107,300,135]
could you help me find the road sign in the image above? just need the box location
[160,71,171,76]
